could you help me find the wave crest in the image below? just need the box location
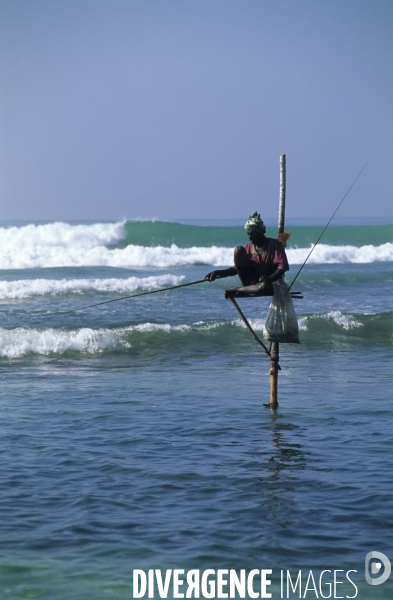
[0,275,184,299]
[287,243,393,264]
[298,311,364,331]
[0,310,391,358]
[0,222,392,269]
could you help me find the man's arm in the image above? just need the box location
[267,267,285,283]
[272,240,289,275]
[205,267,237,281]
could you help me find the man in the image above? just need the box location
[205,211,289,298]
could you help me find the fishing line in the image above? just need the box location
[289,161,370,290]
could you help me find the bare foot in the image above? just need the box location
[224,288,237,299]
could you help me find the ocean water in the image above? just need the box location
[0,219,392,599]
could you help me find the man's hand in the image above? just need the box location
[204,271,221,281]
[268,268,285,283]
[204,267,237,282]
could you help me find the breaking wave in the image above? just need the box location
[298,311,364,331]
[0,322,208,358]
[287,243,393,265]
[0,221,392,269]
[0,275,184,300]
[0,311,391,358]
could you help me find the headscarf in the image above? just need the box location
[244,211,266,234]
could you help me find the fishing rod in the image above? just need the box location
[32,274,301,329]
[289,161,370,290]
[38,278,208,324]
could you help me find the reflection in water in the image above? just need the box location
[265,412,306,478]
[242,412,308,541]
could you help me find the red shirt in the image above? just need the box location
[234,238,289,277]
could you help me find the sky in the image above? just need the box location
[1,0,392,222]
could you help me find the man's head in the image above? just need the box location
[244,212,266,241]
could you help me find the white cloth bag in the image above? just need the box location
[263,279,300,343]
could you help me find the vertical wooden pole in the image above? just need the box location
[268,153,286,409]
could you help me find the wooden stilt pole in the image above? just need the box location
[268,153,286,409]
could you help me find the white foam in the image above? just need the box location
[0,321,201,358]
[6,240,392,270]
[0,318,266,358]
[0,221,391,268]
[324,310,364,329]
[0,275,184,300]
[286,243,393,264]
[0,221,125,269]
[0,223,233,269]
[298,317,308,331]
[0,310,371,357]
[299,311,364,331]
[245,318,266,331]
[0,327,122,358]
[132,323,191,333]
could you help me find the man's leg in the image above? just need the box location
[225,246,274,298]
[224,280,273,298]
[234,245,254,285]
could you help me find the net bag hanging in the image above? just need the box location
[263,279,300,343]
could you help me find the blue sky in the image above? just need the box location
[1,0,392,222]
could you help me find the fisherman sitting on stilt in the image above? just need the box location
[205,211,289,298]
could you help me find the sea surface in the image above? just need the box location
[0,219,392,599]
